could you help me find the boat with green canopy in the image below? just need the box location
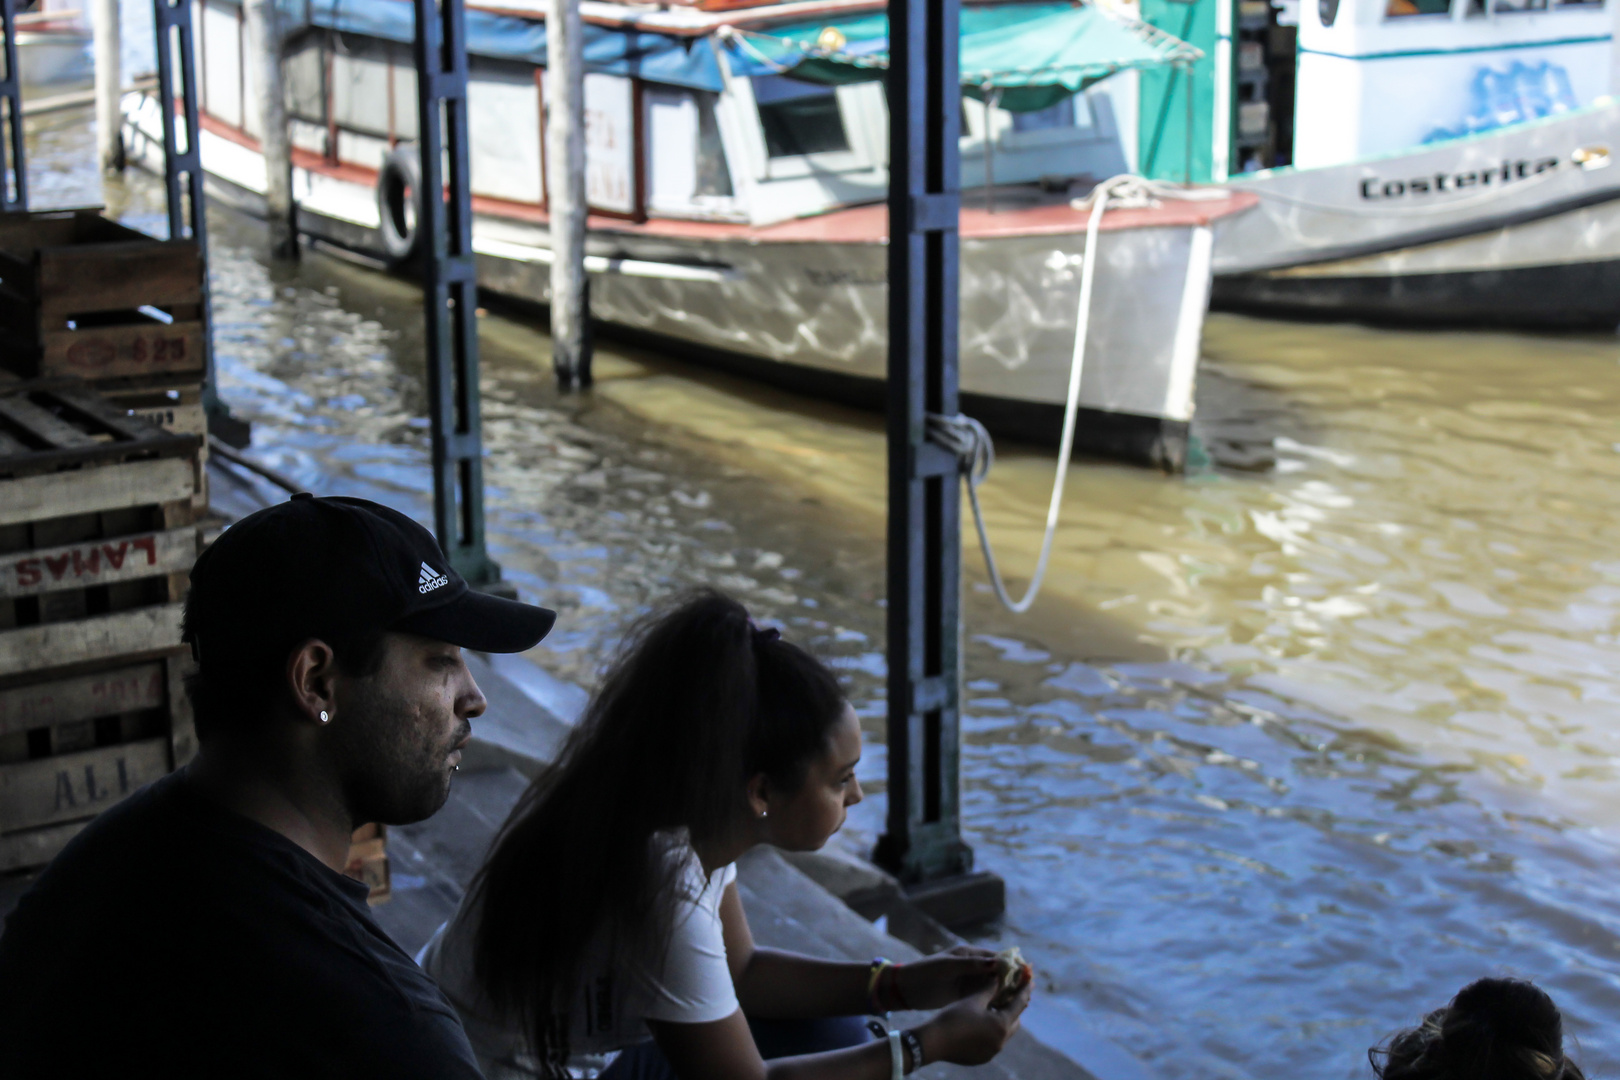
[124,0,1254,468]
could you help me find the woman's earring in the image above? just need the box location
[760,810,768,819]
[318,711,330,724]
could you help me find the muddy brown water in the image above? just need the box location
[25,106,1620,1079]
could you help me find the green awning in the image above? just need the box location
[721,2,1201,113]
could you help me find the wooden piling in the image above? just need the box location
[92,0,122,172]
[245,0,296,259]
[546,0,591,387]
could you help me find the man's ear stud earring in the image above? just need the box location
[318,711,329,724]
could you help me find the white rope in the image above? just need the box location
[933,173,1151,613]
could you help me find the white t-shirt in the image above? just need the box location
[420,843,739,1074]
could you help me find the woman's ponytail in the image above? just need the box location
[1370,978,1583,1080]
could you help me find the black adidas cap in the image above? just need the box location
[185,493,555,665]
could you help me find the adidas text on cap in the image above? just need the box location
[185,494,556,662]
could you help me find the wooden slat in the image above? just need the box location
[38,321,206,381]
[125,401,206,437]
[0,603,185,678]
[0,662,166,737]
[37,241,201,319]
[0,818,86,873]
[51,387,169,441]
[165,651,196,769]
[0,736,169,832]
[0,527,196,599]
[0,432,201,478]
[0,395,98,448]
[0,456,196,526]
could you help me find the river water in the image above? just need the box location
[26,108,1620,1079]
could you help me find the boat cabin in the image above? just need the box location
[1137,0,1616,179]
[187,0,1184,227]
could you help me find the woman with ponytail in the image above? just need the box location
[1370,977,1584,1080]
[421,590,1030,1079]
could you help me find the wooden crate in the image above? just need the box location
[0,650,195,872]
[96,381,209,512]
[0,380,203,680]
[346,822,391,905]
[0,210,205,383]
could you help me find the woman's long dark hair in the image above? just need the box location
[1370,978,1585,1080]
[465,590,847,1067]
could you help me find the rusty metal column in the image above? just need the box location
[0,0,23,211]
[413,0,508,593]
[875,0,1004,927]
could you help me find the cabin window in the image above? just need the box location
[1009,95,1093,133]
[751,76,850,158]
[646,87,735,213]
[1490,0,1550,9]
[1384,0,1451,15]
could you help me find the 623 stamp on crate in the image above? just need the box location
[0,210,205,383]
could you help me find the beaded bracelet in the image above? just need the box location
[867,957,894,1014]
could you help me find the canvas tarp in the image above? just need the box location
[721,2,1200,112]
[297,0,726,92]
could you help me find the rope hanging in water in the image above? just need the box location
[930,174,1214,613]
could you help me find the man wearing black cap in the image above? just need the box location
[0,494,556,1078]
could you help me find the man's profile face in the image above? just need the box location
[328,632,485,824]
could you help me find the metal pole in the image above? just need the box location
[413,0,509,592]
[874,0,974,886]
[546,0,591,387]
[245,0,296,257]
[152,0,246,444]
[0,0,26,210]
[94,0,124,172]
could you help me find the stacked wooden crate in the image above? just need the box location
[346,822,392,904]
[0,381,202,872]
[0,209,209,510]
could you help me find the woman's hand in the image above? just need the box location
[916,978,1033,1067]
[892,945,999,1010]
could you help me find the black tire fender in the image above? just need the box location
[376,144,422,265]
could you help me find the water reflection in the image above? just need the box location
[29,109,1620,1080]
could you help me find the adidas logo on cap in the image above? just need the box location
[418,561,450,594]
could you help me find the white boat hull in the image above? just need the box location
[1211,105,1620,328]
[125,94,1239,469]
[18,31,92,86]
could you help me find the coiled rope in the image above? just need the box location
[929,174,1206,612]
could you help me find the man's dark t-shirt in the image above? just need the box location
[0,770,483,1079]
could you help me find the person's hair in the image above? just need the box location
[181,593,389,741]
[465,589,847,1068]
[1370,978,1585,1080]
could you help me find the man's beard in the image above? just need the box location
[330,682,467,825]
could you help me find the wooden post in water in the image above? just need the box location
[546,0,591,387]
[93,0,123,171]
[0,0,25,210]
[245,0,296,258]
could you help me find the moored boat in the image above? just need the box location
[1132,0,1620,326]
[124,0,1259,469]
[1212,104,1620,327]
[13,5,93,86]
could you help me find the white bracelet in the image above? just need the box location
[887,1027,904,1080]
